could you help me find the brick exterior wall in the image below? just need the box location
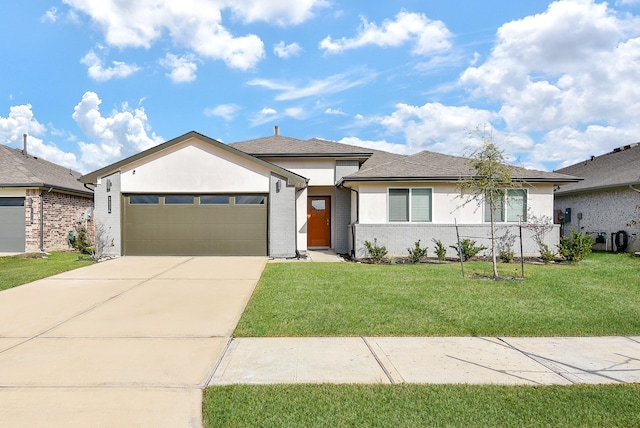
[334,160,359,255]
[555,187,640,252]
[353,223,560,259]
[24,189,94,252]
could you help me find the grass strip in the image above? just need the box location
[0,252,93,291]
[204,384,640,427]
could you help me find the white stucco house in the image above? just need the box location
[80,130,579,258]
[554,142,640,253]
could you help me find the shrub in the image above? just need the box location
[497,230,516,263]
[538,242,556,264]
[70,226,93,255]
[450,239,487,261]
[432,239,447,261]
[557,231,594,262]
[364,239,388,264]
[407,240,428,263]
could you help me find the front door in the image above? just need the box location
[307,196,330,248]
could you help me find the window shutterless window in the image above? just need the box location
[200,195,229,205]
[389,188,432,222]
[165,195,194,205]
[235,195,266,205]
[484,189,527,222]
[130,195,159,204]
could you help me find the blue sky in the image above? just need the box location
[2,0,640,173]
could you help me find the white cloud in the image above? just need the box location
[204,104,241,121]
[284,107,305,119]
[338,136,415,155]
[458,0,640,168]
[320,11,452,55]
[247,70,376,101]
[261,108,277,115]
[63,0,325,70]
[41,7,59,23]
[273,41,302,58]
[228,0,329,26]
[81,49,140,81]
[160,53,197,83]
[0,104,80,170]
[325,108,346,115]
[72,91,163,170]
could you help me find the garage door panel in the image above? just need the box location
[123,195,267,256]
[0,199,26,252]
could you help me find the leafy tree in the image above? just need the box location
[458,134,519,278]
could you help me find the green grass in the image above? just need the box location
[0,251,94,291]
[235,252,640,337]
[204,384,640,427]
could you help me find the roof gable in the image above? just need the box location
[230,135,375,158]
[80,131,307,188]
[555,143,640,194]
[0,144,91,196]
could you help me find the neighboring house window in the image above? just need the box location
[200,195,229,205]
[235,195,266,205]
[165,195,194,204]
[130,195,159,204]
[484,189,527,222]
[389,188,432,222]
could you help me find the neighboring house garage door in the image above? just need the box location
[0,197,25,252]
[122,194,267,256]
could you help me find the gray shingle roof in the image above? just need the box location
[0,144,92,196]
[230,135,375,157]
[232,134,579,184]
[554,143,640,195]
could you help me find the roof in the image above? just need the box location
[231,133,578,184]
[80,131,308,189]
[230,135,375,159]
[554,143,640,195]
[339,149,579,184]
[0,144,92,196]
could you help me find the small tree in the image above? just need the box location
[458,133,518,278]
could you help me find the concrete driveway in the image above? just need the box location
[0,256,266,427]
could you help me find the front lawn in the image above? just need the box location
[0,252,94,291]
[204,384,640,427]
[235,252,640,337]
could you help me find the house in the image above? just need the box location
[0,140,94,253]
[554,143,640,253]
[80,130,578,258]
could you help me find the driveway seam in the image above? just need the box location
[0,257,195,356]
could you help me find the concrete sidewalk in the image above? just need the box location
[211,336,640,386]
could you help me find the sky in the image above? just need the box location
[2,0,640,174]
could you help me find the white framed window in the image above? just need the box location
[484,189,527,223]
[389,188,432,222]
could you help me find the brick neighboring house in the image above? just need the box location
[0,142,94,253]
[554,143,640,253]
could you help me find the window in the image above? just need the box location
[130,195,159,204]
[200,195,229,205]
[235,195,266,205]
[484,189,527,222]
[389,188,432,222]
[0,197,24,206]
[165,195,194,205]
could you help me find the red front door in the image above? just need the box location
[307,196,330,247]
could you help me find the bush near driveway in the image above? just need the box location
[235,252,640,337]
[0,252,94,291]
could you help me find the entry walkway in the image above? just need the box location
[211,336,640,385]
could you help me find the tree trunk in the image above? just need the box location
[490,198,498,278]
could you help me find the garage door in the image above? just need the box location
[123,194,267,256]
[0,197,25,252]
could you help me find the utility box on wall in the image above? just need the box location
[564,208,572,223]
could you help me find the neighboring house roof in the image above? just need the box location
[80,131,308,189]
[554,143,640,195]
[0,144,92,196]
